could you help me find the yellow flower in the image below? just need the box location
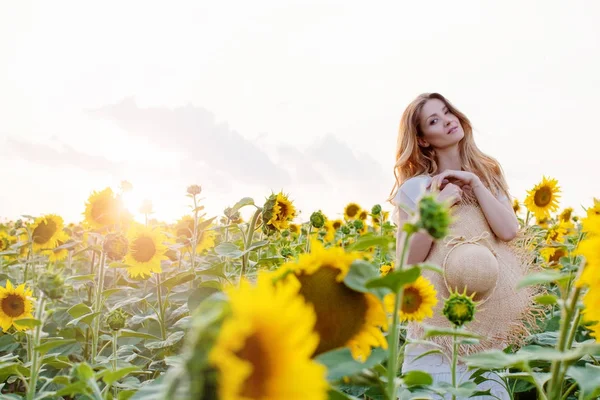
[322,220,335,243]
[582,200,600,235]
[371,211,390,227]
[83,188,128,230]
[524,176,561,220]
[344,203,362,221]
[209,274,328,400]
[43,231,71,262]
[513,199,521,214]
[262,192,296,233]
[545,222,569,244]
[582,289,600,328]
[123,225,168,278]
[331,219,344,230]
[576,235,600,288]
[0,280,35,332]
[384,276,438,322]
[29,214,64,253]
[379,263,393,276]
[540,246,567,269]
[174,216,216,254]
[278,240,388,362]
[588,322,600,343]
[289,223,300,235]
[559,207,573,223]
[358,210,368,221]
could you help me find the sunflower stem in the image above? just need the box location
[451,327,458,400]
[156,273,167,341]
[26,292,45,400]
[305,225,312,253]
[191,195,199,271]
[548,272,583,399]
[241,208,262,282]
[91,251,106,365]
[386,228,413,399]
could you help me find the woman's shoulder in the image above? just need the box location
[394,175,432,206]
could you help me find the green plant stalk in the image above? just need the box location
[523,364,549,400]
[191,194,199,271]
[451,328,458,400]
[26,292,46,400]
[156,273,167,341]
[241,208,262,281]
[305,225,312,253]
[548,283,582,399]
[386,229,412,399]
[112,330,119,398]
[91,251,106,364]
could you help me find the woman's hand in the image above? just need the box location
[427,170,482,193]
[437,182,463,207]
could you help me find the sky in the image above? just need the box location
[1,0,599,224]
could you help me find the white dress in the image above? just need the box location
[393,176,511,400]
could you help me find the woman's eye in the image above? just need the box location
[430,118,438,125]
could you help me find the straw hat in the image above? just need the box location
[407,197,542,357]
[442,233,499,304]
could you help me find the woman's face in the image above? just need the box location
[417,98,464,149]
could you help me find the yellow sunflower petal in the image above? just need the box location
[524,176,561,220]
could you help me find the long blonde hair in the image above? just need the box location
[388,93,510,203]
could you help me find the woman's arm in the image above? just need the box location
[471,180,519,241]
[428,170,519,242]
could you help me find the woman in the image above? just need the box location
[390,93,538,399]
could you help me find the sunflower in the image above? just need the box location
[379,263,393,276]
[209,274,328,400]
[524,176,561,220]
[512,199,521,214]
[358,210,368,221]
[344,203,361,220]
[277,240,388,362]
[576,235,600,288]
[43,231,71,262]
[582,289,600,331]
[0,231,12,252]
[545,222,569,244]
[123,225,168,278]
[384,276,438,322]
[331,219,343,230]
[559,207,573,223]
[262,192,296,234]
[588,322,600,343]
[322,220,335,243]
[28,214,64,253]
[288,224,300,235]
[371,211,389,227]
[540,246,567,269]
[84,188,129,230]
[174,216,216,254]
[0,280,35,332]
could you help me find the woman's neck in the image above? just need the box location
[435,145,462,172]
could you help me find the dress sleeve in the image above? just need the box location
[391,177,431,225]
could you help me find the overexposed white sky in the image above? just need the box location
[1,0,599,223]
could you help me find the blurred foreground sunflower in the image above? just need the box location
[123,225,168,278]
[209,274,327,400]
[277,240,387,362]
[384,275,437,322]
[524,176,561,220]
[0,280,34,332]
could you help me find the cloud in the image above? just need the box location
[5,137,123,173]
[87,98,290,187]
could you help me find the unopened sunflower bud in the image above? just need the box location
[187,185,202,196]
[310,211,326,229]
[352,220,364,230]
[442,289,476,327]
[301,226,308,235]
[280,246,294,259]
[103,233,129,262]
[417,195,451,239]
[371,204,382,215]
[341,225,351,235]
[106,308,128,331]
[281,229,290,238]
[38,272,66,300]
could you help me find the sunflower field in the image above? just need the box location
[0,177,599,400]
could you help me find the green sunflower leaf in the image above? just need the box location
[365,266,421,293]
[566,365,600,400]
[343,260,380,293]
[232,197,255,212]
[214,242,243,258]
[327,388,361,400]
[402,370,434,386]
[161,271,195,291]
[516,270,570,289]
[315,347,387,381]
[346,234,394,251]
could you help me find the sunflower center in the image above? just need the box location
[534,187,552,207]
[550,248,566,264]
[402,287,424,314]
[236,332,270,398]
[0,238,8,251]
[296,266,367,356]
[277,201,289,220]
[32,220,58,244]
[346,205,359,218]
[2,294,25,318]
[131,237,157,263]
[451,302,469,318]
